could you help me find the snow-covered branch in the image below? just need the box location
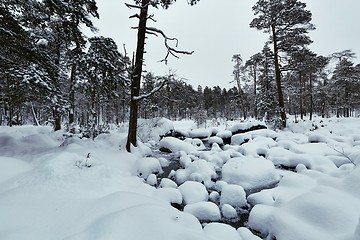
[132,75,172,102]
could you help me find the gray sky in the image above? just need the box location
[90,0,360,89]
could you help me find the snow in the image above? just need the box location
[183,201,221,221]
[1,117,360,240]
[222,156,281,189]
[178,181,209,204]
[159,136,197,153]
[219,184,247,208]
[221,203,238,219]
[203,222,242,240]
[133,157,163,178]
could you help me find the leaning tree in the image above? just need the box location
[250,0,314,128]
[125,0,199,152]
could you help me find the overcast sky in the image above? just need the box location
[89,0,360,89]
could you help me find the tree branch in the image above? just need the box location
[146,26,194,63]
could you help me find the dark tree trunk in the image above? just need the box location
[69,62,77,128]
[299,72,304,120]
[272,25,286,128]
[126,0,150,152]
[253,65,258,119]
[53,107,61,131]
[309,73,313,121]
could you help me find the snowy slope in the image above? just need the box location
[1,116,360,240]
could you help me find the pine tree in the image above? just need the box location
[250,0,314,128]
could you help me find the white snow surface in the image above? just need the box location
[1,116,360,240]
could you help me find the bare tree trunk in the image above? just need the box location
[253,65,258,119]
[126,0,150,152]
[299,72,304,120]
[309,73,313,121]
[69,62,77,127]
[272,25,286,128]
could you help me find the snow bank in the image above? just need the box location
[67,204,207,240]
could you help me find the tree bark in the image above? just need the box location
[126,0,149,152]
[271,25,286,128]
[299,72,304,120]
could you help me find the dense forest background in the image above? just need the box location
[1,0,360,134]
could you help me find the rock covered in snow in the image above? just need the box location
[231,133,251,145]
[159,137,197,154]
[184,201,221,221]
[222,156,280,189]
[133,157,162,178]
[189,128,213,139]
[203,222,242,240]
[220,184,247,208]
[221,204,238,219]
[178,181,208,204]
[153,187,182,205]
[159,178,178,188]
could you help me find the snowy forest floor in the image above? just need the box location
[1,116,360,240]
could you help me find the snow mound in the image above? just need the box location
[231,133,251,145]
[133,157,162,178]
[66,204,206,240]
[178,181,208,204]
[222,156,281,189]
[203,222,242,240]
[220,184,247,208]
[159,137,197,154]
[184,201,221,221]
[189,128,212,139]
[221,204,238,219]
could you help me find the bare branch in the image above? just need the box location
[328,144,357,166]
[147,14,157,22]
[146,26,194,63]
[125,3,142,9]
[129,14,140,19]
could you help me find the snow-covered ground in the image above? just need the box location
[1,116,360,240]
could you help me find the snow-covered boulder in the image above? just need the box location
[184,201,221,221]
[308,133,326,143]
[159,178,178,188]
[221,204,238,219]
[208,136,224,146]
[219,184,247,208]
[189,128,213,139]
[222,156,281,189]
[159,137,197,154]
[133,157,162,178]
[178,181,208,204]
[203,222,242,240]
[153,187,182,205]
[231,133,251,145]
[228,121,266,135]
[184,138,206,150]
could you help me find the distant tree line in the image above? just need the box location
[1,0,359,135]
